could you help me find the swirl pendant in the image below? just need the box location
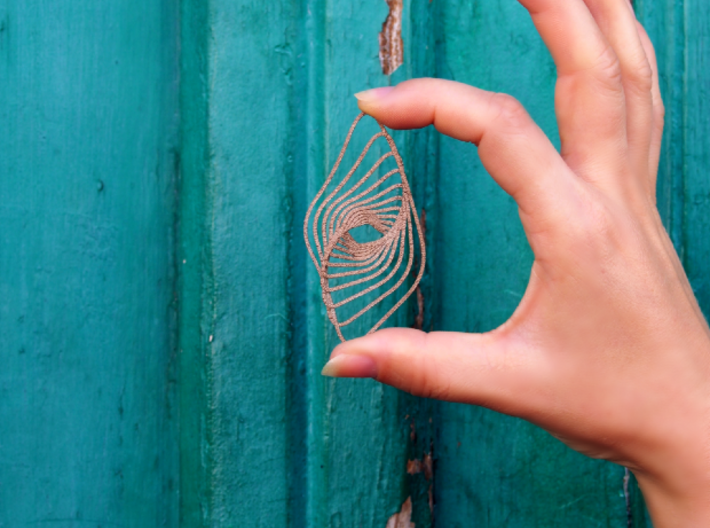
[304,113,426,342]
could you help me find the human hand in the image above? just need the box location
[321,1,710,526]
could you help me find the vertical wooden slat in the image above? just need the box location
[318,1,405,523]
[300,2,329,525]
[292,1,328,526]
[402,1,440,525]
[0,0,179,524]
[179,0,295,525]
[180,0,433,524]
[297,1,436,526]
[178,0,212,523]
[683,0,710,319]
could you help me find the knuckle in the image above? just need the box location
[592,47,624,92]
[626,57,654,95]
[655,99,666,126]
[489,93,530,131]
[414,368,450,401]
[409,333,450,401]
[654,110,666,136]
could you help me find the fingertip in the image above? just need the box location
[356,99,373,115]
[321,353,378,379]
[354,86,394,116]
[354,86,394,103]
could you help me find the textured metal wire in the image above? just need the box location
[304,112,426,342]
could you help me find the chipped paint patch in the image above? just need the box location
[407,453,433,481]
[379,0,403,75]
[386,497,415,528]
[407,452,435,515]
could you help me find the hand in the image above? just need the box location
[321,1,710,526]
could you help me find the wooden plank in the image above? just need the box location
[683,0,710,320]
[431,1,648,525]
[180,0,438,525]
[309,0,417,525]
[0,0,179,524]
[178,0,212,524]
[300,1,438,526]
[178,0,294,525]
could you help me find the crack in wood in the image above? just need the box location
[623,467,633,528]
[413,209,426,330]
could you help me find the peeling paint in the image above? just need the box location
[385,497,415,528]
[407,452,435,516]
[406,453,432,481]
[406,459,422,475]
[428,484,434,515]
[379,0,403,75]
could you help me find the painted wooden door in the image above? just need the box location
[1,0,708,526]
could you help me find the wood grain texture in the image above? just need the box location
[179,0,295,525]
[0,0,179,524]
[178,0,436,525]
[681,0,710,321]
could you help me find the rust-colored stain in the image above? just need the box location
[407,453,433,481]
[385,497,415,528]
[406,458,422,475]
[414,282,424,328]
[379,0,403,75]
[414,209,426,330]
[423,453,433,481]
[428,484,434,515]
[407,453,434,515]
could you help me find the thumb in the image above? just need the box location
[322,327,547,417]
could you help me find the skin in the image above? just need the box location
[320,0,710,525]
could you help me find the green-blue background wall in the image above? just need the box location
[1,0,707,526]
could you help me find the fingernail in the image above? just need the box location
[321,354,378,379]
[354,87,394,103]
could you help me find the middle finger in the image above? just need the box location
[518,0,628,195]
[581,0,655,199]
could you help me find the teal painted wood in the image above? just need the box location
[3,0,709,526]
[0,0,179,525]
[179,0,295,525]
[681,0,710,323]
[178,0,437,525]
[178,0,212,524]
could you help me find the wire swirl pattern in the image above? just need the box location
[304,113,426,342]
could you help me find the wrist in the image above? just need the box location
[630,344,710,528]
[635,469,710,528]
